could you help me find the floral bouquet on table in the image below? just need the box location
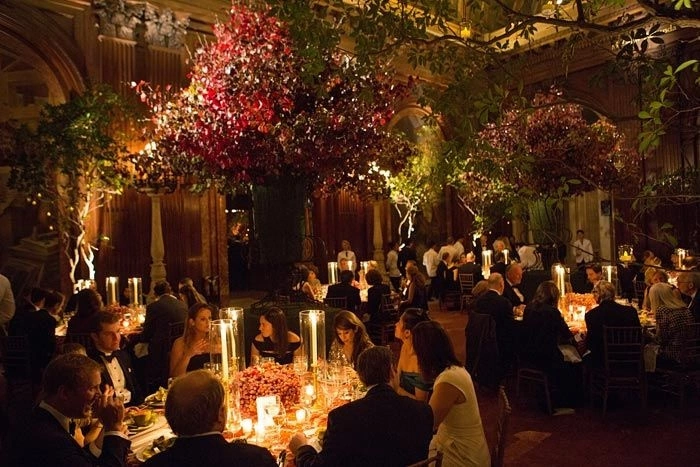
[103,304,132,318]
[237,362,300,418]
[565,293,597,312]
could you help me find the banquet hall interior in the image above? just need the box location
[0,0,699,466]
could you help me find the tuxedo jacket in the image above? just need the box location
[326,283,361,313]
[295,384,433,467]
[585,300,641,367]
[474,290,516,368]
[143,433,276,467]
[503,281,526,308]
[27,309,57,375]
[88,348,143,406]
[367,284,391,322]
[142,294,187,381]
[7,406,130,467]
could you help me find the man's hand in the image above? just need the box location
[95,385,125,433]
[288,432,309,454]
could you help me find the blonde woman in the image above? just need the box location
[649,283,693,367]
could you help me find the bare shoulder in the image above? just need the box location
[254,333,264,342]
[288,331,301,343]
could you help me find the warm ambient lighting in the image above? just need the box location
[460,21,472,39]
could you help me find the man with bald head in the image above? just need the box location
[503,262,527,308]
[473,273,516,379]
[677,272,700,323]
[144,370,275,467]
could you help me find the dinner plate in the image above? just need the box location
[135,446,156,463]
[127,422,154,433]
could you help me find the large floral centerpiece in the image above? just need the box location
[237,362,300,417]
[133,2,410,195]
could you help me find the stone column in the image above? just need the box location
[148,191,166,297]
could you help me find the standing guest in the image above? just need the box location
[650,282,694,367]
[28,290,63,381]
[141,280,188,389]
[88,311,142,406]
[677,272,700,322]
[433,252,452,301]
[412,321,490,467]
[394,308,432,401]
[573,229,594,269]
[386,241,402,292]
[337,240,357,272]
[473,233,489,256]
[144,370,276,467]
[330,311,373,367]
[250,307,301,365]
[9,287,48,337]
[585,281,641,368]
[503,263,527,308]
[170,303,213,377]
[397,238,417,277]
[8,354,131,467]
[454,237,466,259]
[0,273,15,335]
[585,263,603,292]
[438,238,457,267]
[422,241,440,295]
[290,346,433,467]
[473,273,515,378]
[399,265,428,312]
[520,282,582,412]
[177,277,207,304]
[365,269,391,324]
[67,289,103,337]
[326,270,361,314]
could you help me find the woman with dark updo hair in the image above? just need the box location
[251,307,301,364]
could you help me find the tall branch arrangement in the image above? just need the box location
[9,85,135,285]
[135,2,411,195]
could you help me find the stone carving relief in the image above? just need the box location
[93,0,189,48]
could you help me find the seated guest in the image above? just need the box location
[457,252,483,282]
[290,346,433,467]
[177,277,207,304]
[386,241,402,292]
[585,281,641,367]
[326,270,361,313]
[503,262,526,308]
[677,272,699,322]
[300,266,319,301]
[251,307,301,365]
[520,281,581,411]
[9,287,48,337]
[585,263,603,292]
[412,321,490,467]
[330,311,373,367]
[67,289,103,337]
[399,264,428,312]
[473,273,515,378]
[170,303,213,377]
[28,290,62,381]
[366,269,391,323]
[177,284,206,309]
[433,252,451,300]
[394,308,432,401]
[142,280,188,389]
[642,268,669,311]
[89,311,142,406]
[144,370,276,467]
[8,354,130,467]
[650,282,694,367]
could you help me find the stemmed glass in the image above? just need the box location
[263,395,285,444]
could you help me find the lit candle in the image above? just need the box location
[255,422,266,442]
[677,249,686,269]
[482,250,492,278]
[241,418,253,435]
[220,321,230,381]
[555,265,565,297]
[310,312,318,367]
[603,265,613,283]
[304,384,315,397]
[295,408,307,423]
[105,277,119,306]
[327,262,338,284]
[503,249,509,264]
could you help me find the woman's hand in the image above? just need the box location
[187,338,208,357]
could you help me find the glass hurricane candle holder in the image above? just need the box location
[210,318,245,381]
[299,310,326,371]
[105,276,119,306]
[551,264,569,298]
[675,248,687,270]
[602,264,618,291]
[481,250,492,279]
[327,262,339,284]
[618,245,634,264]
[128,277,142,306]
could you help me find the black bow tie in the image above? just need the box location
[99,352,116,363]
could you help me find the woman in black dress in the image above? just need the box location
[251,307,301,365]
[169,303,213,377]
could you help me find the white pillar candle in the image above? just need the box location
[105,277,119,306]
[310,312,318,367]
[296,408,307,423]
[503,249,509,264]
[220,321,230,381]
[555,265,566,297]
[241,418,253,435]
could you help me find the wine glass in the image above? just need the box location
[293,355,307,375]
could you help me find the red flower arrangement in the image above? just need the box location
[237,362,300,417]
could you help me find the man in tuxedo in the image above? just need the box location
[8,354,130,467]
[585,263,603,292]
[27,290,62,381]
[397,238,417,277]
[290,346,433,467]
[144,370,275,467]
[474,273,516,378]
[141,280,187,389]
[678,272,699,323]
[88,311,142,406]
[503,263,527,308]
[326,270,361,314]
[585,281,641,367]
